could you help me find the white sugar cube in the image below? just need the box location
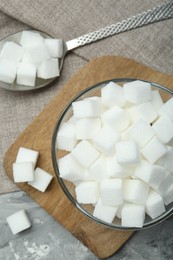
[121,203,145,228]
[123,179,149,204]
[123,80,151,104]
[0,59,17,84]
[116,140,140,166]
[101,106,129,131]
[84,96,107,113]
[71,140,100,168]
[45,39,63,58]
[116,204,124,219]
[127,102,158,123]
[75,181,99,204]
[27,42,50,64]
[134,160,166,190]
[56,122,77,151]
[75,117,101,140]
[101,81,125,107]
[128,119,155,147]
[151,90,163,111]
[159,97,173,120]
[93,198,118,223]
[58,154,84,182]
[17,62,36,87]
[6,210,31,235]
[156,171,173,196]
[0,41,24,63]
[28,167,53,192]
[88,155,108,181]
[37,58,59,79]
[157,146,173,172]
[163,184,173,205]
[146,189,165,219]
[21,51,32,64]
[141,137,167,164]
[100,178,123,206]
[72,99,102,118]
[93,125,120,155]
[16,147,39,168]
[107,155,130,178]
[13,162,34,182]
[20,31,44,48]
[152,116,173,144]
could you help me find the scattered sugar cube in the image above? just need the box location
[134,160,166,190]
[56,122,77,151]
[93,198,118,223]
[16,147,39,168]
[141,137,167,164]
[127,102,158,123]
[121,203,145,228]
[0,59,17,84]
[123,179,149,204]
[116,140,140,166]
[45,39,63,58]
[71,140,100,168]
[0,41,24,63]
[75,117,101,140]
[157,146,173,172]
[146,189,165,219]
[152,116,173,144]
[27,42,50,64]
[17,62,36,87]
[88,155,108,181]
[101,81,125,107]
[159,97,173,120]
[151,90,163,111]
[75,181,99,204]
[156,171,173,196]
[37,58,59,79]
[163,184,173,205]
[123,80,151,104]
[93,125,120,155]
[101,106,129,131]
[58,153,84,182]
[128,119,155,147]
[20,31,44,48]
[72,99,102,118]
[28,167,53,192]
[100,178,123,206]
[6,209,31,235]
[13,162,34,182]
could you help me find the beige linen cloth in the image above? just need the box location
[0,0,173,194]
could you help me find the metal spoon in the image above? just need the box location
[0,1,172,91]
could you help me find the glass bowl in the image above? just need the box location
[52,78,173,230]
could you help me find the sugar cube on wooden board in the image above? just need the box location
[28,167,53,192]
[16,147,39,168]
[6,210,31,235]
[13,162,34,182]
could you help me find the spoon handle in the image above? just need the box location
[66,1,173,51]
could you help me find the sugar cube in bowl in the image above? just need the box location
[52,78,173,230]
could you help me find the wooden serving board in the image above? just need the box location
[4,56,173,258]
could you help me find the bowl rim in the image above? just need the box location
[51,77,173,230]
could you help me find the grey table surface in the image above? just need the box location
[0,1,173,259]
